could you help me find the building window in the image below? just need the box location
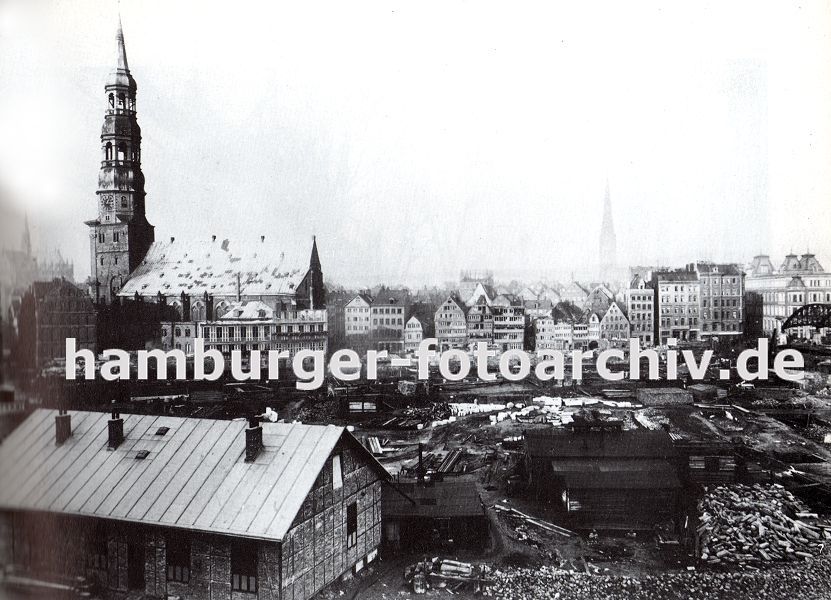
[113,231,119,243]
[98,232,105,244]
[166,536,190,583]
[347,501,358,548]
[231,542,258,593]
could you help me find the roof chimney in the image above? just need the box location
[108,410,124,450]
[55,409,71,445]
[245,416,263,462]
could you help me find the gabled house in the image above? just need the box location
[491,294,525,351]
[435,295,468,351]
[344,293,373,336]
[599,301,630,348]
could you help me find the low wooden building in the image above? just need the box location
[0,409,388,599]
[382,477,487,552]
[524,429,681,530]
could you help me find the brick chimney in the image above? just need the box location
[245,416,263,462]
[108,410,124,450]
[55,409,72,445]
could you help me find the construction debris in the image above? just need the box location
[404,558,491,594]
[697,483,829,568]
[484,559,831,599]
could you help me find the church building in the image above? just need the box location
[85,19,323,323]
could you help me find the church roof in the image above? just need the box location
[118,238,308,299]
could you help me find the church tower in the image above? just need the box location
[599,178,617,282]
[86,17,154,303]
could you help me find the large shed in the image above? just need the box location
[524,429,681,530]
[381,476,487,552]
[0,409,388,599]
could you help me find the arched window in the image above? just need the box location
[215,301,230,319]
[191,301,206,321]
[108,93,114,108]
[117,93,125,109]
[169,300,183,320]
[117,144,126,161]
[105,142,113,161]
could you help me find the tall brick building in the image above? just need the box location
[14,279,96,371]
[0,410,387,599]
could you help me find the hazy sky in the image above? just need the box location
[1,0,830,287]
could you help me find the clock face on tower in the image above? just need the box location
[101,194,113,210]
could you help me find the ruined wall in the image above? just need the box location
[279,443,382,600]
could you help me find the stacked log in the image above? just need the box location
[697,483,829,568]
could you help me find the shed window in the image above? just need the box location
[231,542,258,593]
[166,536,190,583]
[347,502,358,548]
[87,528,107,570]
[332,454,343,490]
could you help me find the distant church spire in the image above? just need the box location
[310,235,321,270]
[22,212,31,257]
[307,236,325,309]
[599,178,617,281]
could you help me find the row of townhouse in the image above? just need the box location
[342,288,439,354]
[651,263,744,345]
[434,285,526,352]
[535,302,627,351]
[534,263,746,350]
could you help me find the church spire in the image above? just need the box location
[22,212,31,257]
[599,177,617,281]
[116,13,129,72]
[106,13,135,92]
[310,235,321,270]
[86,15,154,304]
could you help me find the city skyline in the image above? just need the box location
[1,1,830,288]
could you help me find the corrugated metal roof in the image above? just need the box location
[382,477,484,518]
[525,430,676,459]
[117,239,308,298]
[560,462,680,489]
[0,410,367,541]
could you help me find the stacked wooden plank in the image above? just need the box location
[697,483,830,567]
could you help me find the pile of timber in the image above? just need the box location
[493,503,576,537]
[697,483,831,567]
